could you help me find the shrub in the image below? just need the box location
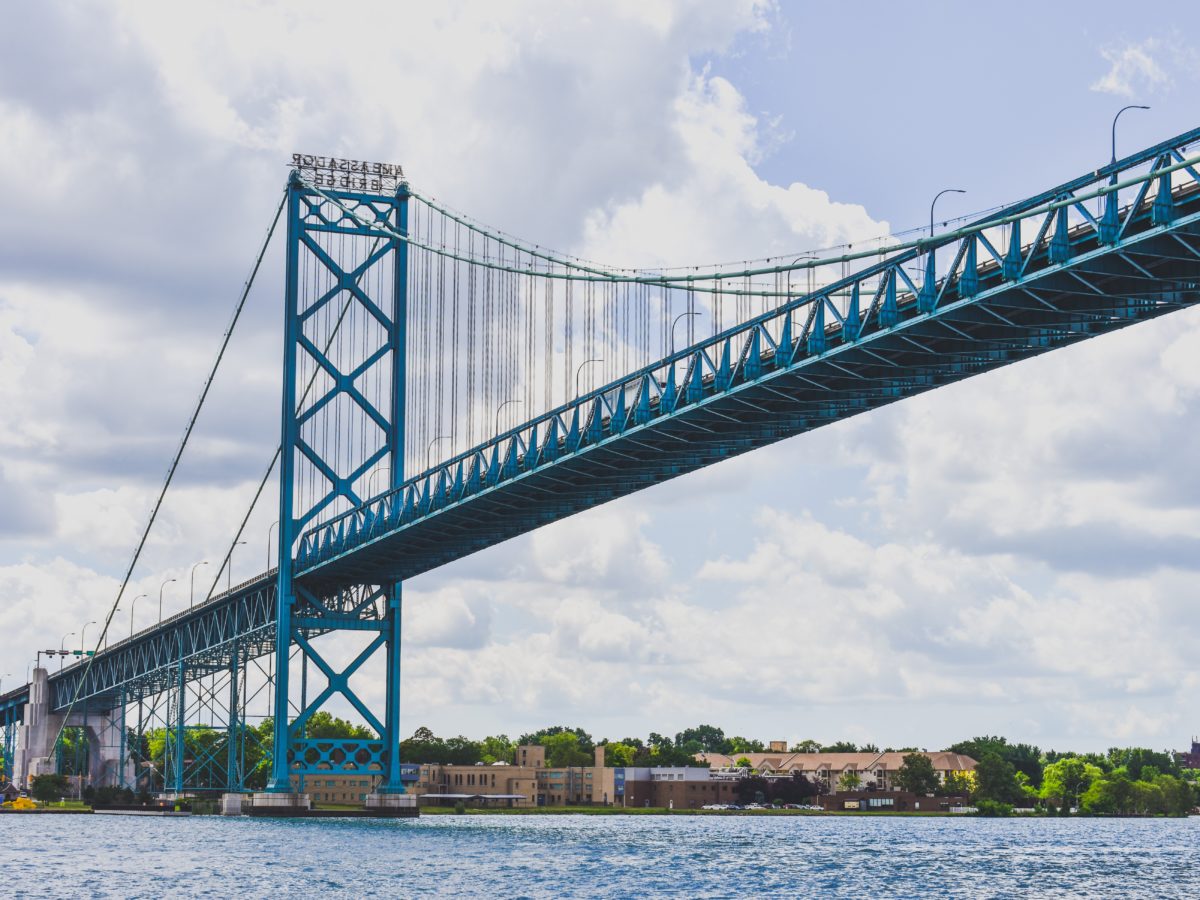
[975,799,1013,817]
[30,774,69,803]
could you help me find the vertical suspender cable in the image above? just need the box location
[51,188,287,753]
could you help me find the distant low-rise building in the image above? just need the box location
[406,746,735,808]
[289,763,419,805]
[819,790,970,812]
[1177,737,1200,769]
[620,766,740,809]
[696,749,977,791]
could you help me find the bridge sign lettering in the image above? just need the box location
[290,153,405,193]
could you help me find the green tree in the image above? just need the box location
[542,731,592,767]
[972,752,1022,804]
[734,756,753,769]
[837,770,863,792]
[893,752,939,795]
[941,771,975,796]
[479,735,515,765]
[1153,773,1194,816]
[399,727,482,765]
[643,733,700,767]
[727,736,765,754]
[518,726,594,752]
[950,736,1043,787]
[30,774,69,802]
[305,711,374,740]
[790,739,821,753]
[603,741,637,767]
[1081,769,1134,815]
[735,775,770,804]
[675,725,729,754]
[1040,757,1102,809]
[821,741,858,753]
[775,771,821,803]
[1106,747,1179,780]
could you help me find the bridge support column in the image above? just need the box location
[173,658,186,795]
[374,582,406,796]
[14,668,62,786]
[226,643,241,792]
[84,702,133,789]
[265,174,302,797]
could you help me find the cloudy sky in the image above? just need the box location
[3,1,1200,753]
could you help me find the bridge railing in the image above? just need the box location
[295,129,1200,574]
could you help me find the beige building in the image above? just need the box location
[290,773,380,804]
[696,749,977,791]
[409,746,620,807]
[411,760,541,806]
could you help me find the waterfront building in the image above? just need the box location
[818,790,970,812]
[1176,737,1200,768]
[405,746,735,808]
[619,766,740,809]
[288,763,419,804]
[696,749,977,791]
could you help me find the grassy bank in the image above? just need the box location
[412,805,954,817]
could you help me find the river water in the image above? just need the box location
[5,812,1196,898]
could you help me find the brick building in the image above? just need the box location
[696,749,977,792]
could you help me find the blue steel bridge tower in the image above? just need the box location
[265,161,410,800]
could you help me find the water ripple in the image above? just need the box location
[3,813,1196,898]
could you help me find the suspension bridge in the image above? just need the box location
[2,126,1199,808]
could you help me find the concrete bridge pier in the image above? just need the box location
[13,668,133,789]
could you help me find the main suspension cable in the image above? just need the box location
[52,187,288,752]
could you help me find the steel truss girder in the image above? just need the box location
[299,197,1200,590]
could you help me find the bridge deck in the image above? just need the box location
[16,132,1200,718]
[297,184,1200,591]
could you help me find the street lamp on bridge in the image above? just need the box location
[129,594,147,639]
[79,621,97,657]
[190,560,209,608]
[228,542,247,592]
[929,188,966,239]
[59,632,74,672]
[495,400,522,435]
[670,312,702,355]
[425,437,452,472]
[158,578,176,624]
[574,359,604,398]
[1111,104,1150,166]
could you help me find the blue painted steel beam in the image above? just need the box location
[14,129,1200,767]
[298,182,1200,593]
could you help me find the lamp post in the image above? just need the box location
[158,578,176,624]
[574,359,604,397]
[129,594,147,639]
[228,541,247,592]
[59,632,74,671]
[929,188,966,239]
[1111,104,1150,166]
[267,520,280,571]
[366,467,391,498]
[495,400,522,435]
[425,436,451,471]
[80,621,97,657]
[189,561,209,608]
[670,312,701,355]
